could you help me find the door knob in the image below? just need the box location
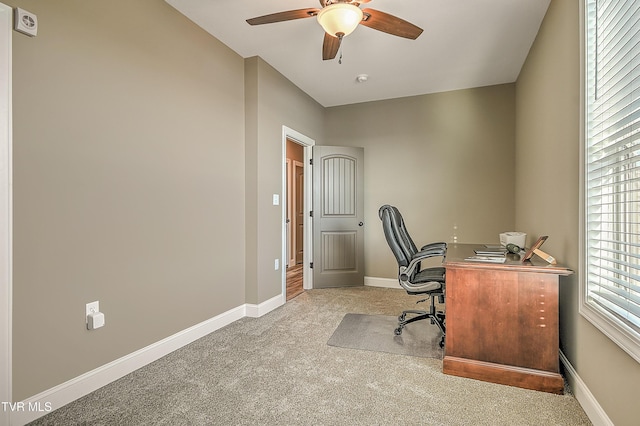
[359,222,364,226]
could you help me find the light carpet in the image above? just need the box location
[28,287,592,425]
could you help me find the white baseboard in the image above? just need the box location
[9,299,282,426]
[364,276,401,289]
[559,350,612,426]
[245,293,284,318]
[9,297,607,426]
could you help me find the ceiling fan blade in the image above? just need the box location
[322,33,342,60]
[247,8,320,26]
[319,0,371,3]
[360,8,423,39]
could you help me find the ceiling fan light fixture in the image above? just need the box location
[317,4,363,38]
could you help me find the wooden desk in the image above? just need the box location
[442,243,573,394]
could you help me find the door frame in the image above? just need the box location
[1,2,12,419]
[281,126,314,296]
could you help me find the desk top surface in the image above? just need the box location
[444,243,574,276]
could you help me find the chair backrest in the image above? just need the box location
[379,205,416,268]
[390,205,419,256]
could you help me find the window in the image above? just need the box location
[582,0,640,362]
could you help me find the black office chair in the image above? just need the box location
[378,204,446,347]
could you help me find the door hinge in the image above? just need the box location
[309,210,313,217]
[309,158,313,166]
[310,262,314,269]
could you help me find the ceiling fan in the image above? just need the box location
[246,0,423,61]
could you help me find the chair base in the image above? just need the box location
[394,309,446,348]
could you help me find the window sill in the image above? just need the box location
[579,301,640,364]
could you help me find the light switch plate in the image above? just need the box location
[272,194,279,205]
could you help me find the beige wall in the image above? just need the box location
[244,57,324,304]
[516,1,639,424]
[7,0,325,401]
[8,0,639,423]
[8,0,247,400]
[325,85,516,279]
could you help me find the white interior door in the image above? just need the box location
[312,146,364,288]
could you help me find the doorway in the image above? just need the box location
[285,139,304,300]
[281,126,314,301]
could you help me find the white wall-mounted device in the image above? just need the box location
[86,301,105,330]
[14,8,37,37]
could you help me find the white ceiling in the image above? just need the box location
[165,0,550,107]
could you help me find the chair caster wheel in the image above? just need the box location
[439,338,445,348]
[394,327,403,336]
[398,314,406,321]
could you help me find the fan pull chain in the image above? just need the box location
[339,50,342,64]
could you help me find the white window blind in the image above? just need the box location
[584,0,640,353]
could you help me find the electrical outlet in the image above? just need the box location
[86,301,105,330]
[275,259,279,270]
[86,301,99,320]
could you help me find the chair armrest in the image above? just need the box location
[412,246,446,261]
[420,242,447,252]
[402,247,445,277]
